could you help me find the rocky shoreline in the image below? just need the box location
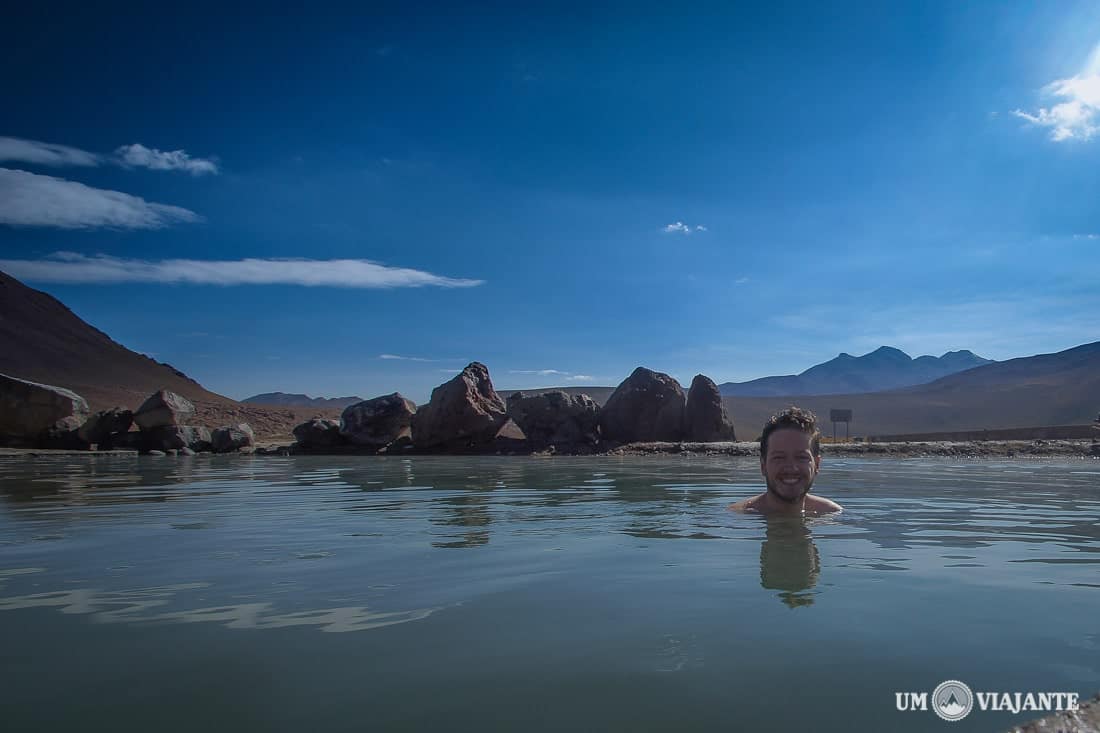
[4,362,1098,459]
[3,438,1098,459]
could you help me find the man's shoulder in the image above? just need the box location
[805,495,843,514]
[727,494,764,513]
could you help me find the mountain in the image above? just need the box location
[243,392,363,409]
[721,340,1100,437]
[0,270,341,438]
[718,346,993,396]
[0,270,235,410]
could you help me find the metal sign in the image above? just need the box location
[830,409,852,423]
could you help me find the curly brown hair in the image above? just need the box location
[760,406,821,458]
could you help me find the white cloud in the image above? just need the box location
[115,143,219,175]
[0,253,486,288]
[0,168,201,229]
[508,369,594,382]
[1072,233,1100,240]
[0,136,220,173]
[380,354,438,362]
[1013,45,1100,141]
[662,221,707,234]
[735,276,749,284]
[0,136,100,167]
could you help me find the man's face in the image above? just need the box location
[761,428,821,503]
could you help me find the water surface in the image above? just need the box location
[1,454,1098,731]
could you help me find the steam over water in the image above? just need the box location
[1,454,1098,731]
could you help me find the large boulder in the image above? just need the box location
[134,390,195,430]
[143,425,212,452]
[0,373,89,446]
[211,423,255,453]
[109,431,144,451]
[341,393,417,447]
[506,391,600,450]
[41,415,91,450]
[78,407,134,446]
[684,374,736,442]
[293,418,345,449]
[412,362,509,449]
[599,367,686,443]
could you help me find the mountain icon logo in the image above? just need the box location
[933,680,974,721]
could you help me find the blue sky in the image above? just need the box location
[2,1,1099,404]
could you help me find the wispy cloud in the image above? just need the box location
[509,369,594,382]
[0,253,486,288]
[0,136,100,167]
[1072,233,1100,240]
[663,221,707,234]
[0,136,219,174]
[380,352,440,360]
[115,143,219,175]
[1013,45,1100,141]
[735,276,749,284]
[0,169,201,229]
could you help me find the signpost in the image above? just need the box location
[829,409,853,442]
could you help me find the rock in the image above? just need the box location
[0,372,89,446]
[179,447,196,456]
[211,423,255,453]
[143,425,212,452]
[40,415,91,449]
[1010,691,1100,733]
[340,393,417,447]
[292,418,345,448]
[506,391,600,449]
[412,362,509,450]
[107,431,143,451]
[598,367,686,443]
[134,390,195,430]
[382,434,414,453]
[146,449,167,457]
[684,374,736,442]
[491,418,528,453]
[78,407,134,445]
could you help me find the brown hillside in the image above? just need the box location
[0,271,338,439]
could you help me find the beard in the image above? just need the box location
[766,476,814,504]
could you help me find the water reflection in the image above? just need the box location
[759,516,821,608]
[0,580,442,633]
[432,492,492,548]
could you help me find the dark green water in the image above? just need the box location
[1,454,1097,732]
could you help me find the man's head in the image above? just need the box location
[759,407,822,504]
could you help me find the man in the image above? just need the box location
[729,406,843,515]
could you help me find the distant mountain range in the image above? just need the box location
[242,392,363,409]
[718,346,993,396]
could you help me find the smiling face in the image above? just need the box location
[760,428,822,504]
